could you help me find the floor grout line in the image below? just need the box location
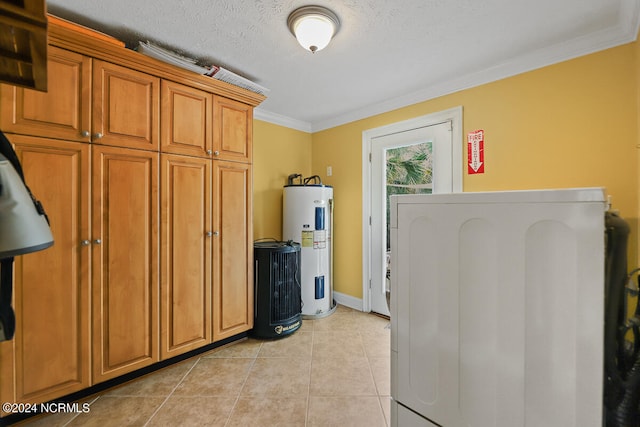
[222,341,262,427]
[142,357,201,426]
[305,323,316,427]
[60,394,101,427]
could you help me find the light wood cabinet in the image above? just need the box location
[161,153,253,353]
[92,60,160,151]
[0,16,262,415]
[0,135,90,405]
[160,154,212,359]
[212,160,253,340]
[161,80,212,158]
[91,146,159,382]
[0,47,160,151]
[213,96,252,163]
[0,46,91,142]
[160,88,254,349]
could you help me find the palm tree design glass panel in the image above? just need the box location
[385,141,433,251]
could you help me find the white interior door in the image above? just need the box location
[369,121,454,315]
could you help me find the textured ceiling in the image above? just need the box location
[46,0,640,132]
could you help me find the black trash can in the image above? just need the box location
[252,241,302,338]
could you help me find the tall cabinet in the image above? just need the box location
[0,17,264,415]
[160,79,213,359]
[159,81,254,355]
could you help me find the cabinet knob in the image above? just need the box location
[81,239,90,246]
[206,231,213,237]
[93,239,102,245]
[213,151,220,156]
[94,132,103,139]
[81,131,90,138]
[213,231,219,236]
[206,150,213,155]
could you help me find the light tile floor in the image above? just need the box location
[18,305,391,426]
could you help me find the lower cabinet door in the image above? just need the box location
[92,145,159,383]
[212,160,253,341]
[160,154,212,359]
[1,135,91,409]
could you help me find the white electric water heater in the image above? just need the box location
[283,175,335,318]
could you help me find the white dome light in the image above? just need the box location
[287,6,340,53]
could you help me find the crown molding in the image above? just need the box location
[254,108,312,133]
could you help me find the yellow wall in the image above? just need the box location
[312,42,639,299]
[254,41,640,301]
[253,120,312,240]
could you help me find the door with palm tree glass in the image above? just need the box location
[370,121,452,315]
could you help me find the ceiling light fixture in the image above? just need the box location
[287,5,340,53]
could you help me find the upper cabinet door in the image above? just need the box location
[0,45,92,142]
[213,96,252,163]
[161,80,213,157]
[92,60,160,151]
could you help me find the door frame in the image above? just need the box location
[361,106,463,313]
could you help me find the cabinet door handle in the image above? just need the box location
[213,231,219,236]
[81,131,90,137]
[93,239,102,245]
[93,132,103,139]
[206,150,213,155]
[213,151,220,156]
[81,239,90,246]
[206,231,213,237]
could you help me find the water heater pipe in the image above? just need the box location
[329,197,334,310]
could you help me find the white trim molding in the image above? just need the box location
[361,107,463,313]
[254,108,312,133]
[333,291,364,312]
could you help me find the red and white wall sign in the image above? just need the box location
[467,129,485,174]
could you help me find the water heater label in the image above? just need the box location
[314,230,327,249]
[301,230,313,247]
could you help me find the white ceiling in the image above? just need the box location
[46,0,640,132]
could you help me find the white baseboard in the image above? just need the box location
[333,291,364,312]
